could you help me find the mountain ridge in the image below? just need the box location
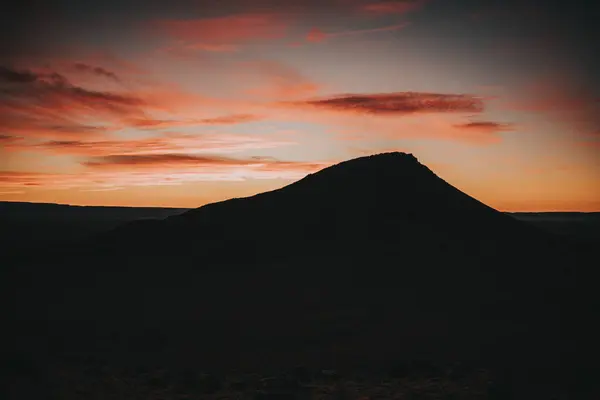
[77,152,567,278]
[6,152,597,392]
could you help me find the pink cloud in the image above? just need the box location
[197,113,263,125]
[453,121,516,133]
[268,98,501,145]
[0,65,148,138]
[0,64,262,140]
[11,132,296,157]
[347,116,503,145]
[151,13,289,51]
[287,91,485,115]
[124,114,264,130]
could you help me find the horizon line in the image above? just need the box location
[1,199,599,213]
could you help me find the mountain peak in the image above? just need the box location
[288,151,432,191]
[329,151,421,169]
[364,151,418,160]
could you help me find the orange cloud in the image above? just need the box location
[453,121,516,133]
[167,43,240,53]
[83,154,245,169]
[151,13,289,51]
[0,68,138,109]
[80,154,332,182]
[197,113,263,125]
[0,65,147,138]
[269,105,502,145]
[0,64,261,140]
[0,135,25,145]
[1,111,115,140]
[0,157,331,190]
[360,0,426,15]
[287,92,485,115]
[14,132,296,157]
[125,114,263,130]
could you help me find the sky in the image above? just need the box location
[1,0,599,211]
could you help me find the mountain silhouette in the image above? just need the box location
[67,151,578,317]
[6,152,597,394]
[91,152,555,266]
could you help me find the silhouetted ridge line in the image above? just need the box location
[76,151,559,270]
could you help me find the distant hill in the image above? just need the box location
[0,201,187,254]
[510,212,600,242]
[0,201,187,222]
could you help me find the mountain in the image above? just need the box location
[82,152,576,303]
[6,152,598,395]
[89,152,556,265]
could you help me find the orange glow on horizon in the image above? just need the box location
[1,1,598,211]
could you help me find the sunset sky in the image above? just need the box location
[1,0,598,211]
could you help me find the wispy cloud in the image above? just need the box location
[72,63,121,82]
[453,121,516,133]
[0,65,147,138]
[196,113,263,125]
[0,66,140,107]
[305,23,409,43]
[12,132,296,157]
[0,157,331,190]
[0,64,259,140]
[80,154,332,182]
[125,114,264,130]
[83,153,242,168]
[0,66,38,83]
[0,134,24,144]
[287,92,485,115]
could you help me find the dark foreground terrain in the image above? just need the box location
[0,202,186,257]
[510,212,600,243]
[2,201,598,251]
[3,153,599,399]
[3,357,510,399]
